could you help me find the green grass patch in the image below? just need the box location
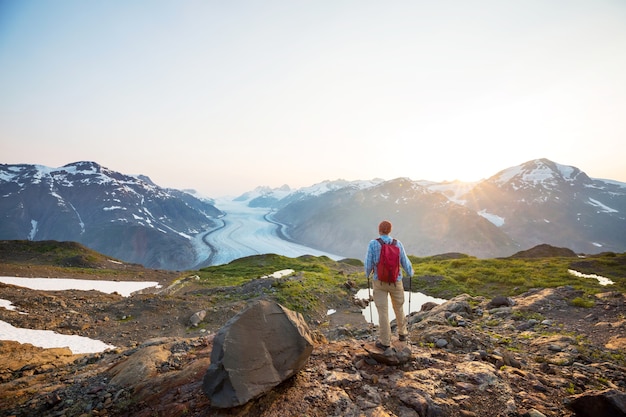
[196,254,340,287]
[195,254,360,318]
[188,252,625,318]
[569,296,595,308]
[512,310,545,322]
[404,254,626,299]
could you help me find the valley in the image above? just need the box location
[196,198,344,266]
[1,159,625,270]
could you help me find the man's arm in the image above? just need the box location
[398,241,414,277]
[364,240,377,277]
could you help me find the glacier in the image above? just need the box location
[193,197,346,266]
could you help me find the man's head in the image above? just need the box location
[378,220,392,235]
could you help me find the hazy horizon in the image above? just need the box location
[2,1,626,196]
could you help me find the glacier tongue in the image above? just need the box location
[197,198,345,266]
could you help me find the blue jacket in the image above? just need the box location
[365,234,414,281]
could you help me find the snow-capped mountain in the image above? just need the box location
[271,177,518,259]
[235,179,385,209]
[0,162,222,270]
[268,158,626,259]
[233,184,293,208]
[1,159,624,268]
[461,158,626,254]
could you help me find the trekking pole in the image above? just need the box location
[367,274,374,325]
[408,274,412,319]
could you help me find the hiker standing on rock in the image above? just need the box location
[365,220,414,349]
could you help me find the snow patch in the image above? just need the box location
[568,269,614,286]
[0,320,115,354]
[0,276,165,354]
[0,299,17,311]
[261,269,295,279]
[0,277,161,297]
[29,220,38,240]
[67,202,85,233]
[587,198,618,213]
[556,163,576,180]
[478,210,505,227]
[356,289,446,325]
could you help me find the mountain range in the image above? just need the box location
[1,158,625,269]
[264,159,626,259]
[0,161,222,270]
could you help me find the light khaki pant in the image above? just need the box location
[373,279,407,346]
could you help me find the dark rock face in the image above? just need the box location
[565,388,626,417]
[487,295,515,309]
[202,299,314,408]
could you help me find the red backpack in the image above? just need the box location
[376,238,400,284]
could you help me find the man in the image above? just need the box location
[365,220,414,349]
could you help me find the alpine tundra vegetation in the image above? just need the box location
[0,241,625,416]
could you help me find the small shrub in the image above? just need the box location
[570,297,595,308]
[512,310,545,321]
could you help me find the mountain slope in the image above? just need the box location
[461,158,626,254]
[272,178,518,259]
[0,162,222,270]
[270,159,626,259]
[1,159,624,266]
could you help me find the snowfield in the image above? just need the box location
[0,278,161,353]
[0,320,115,354]
[0,277,160,297]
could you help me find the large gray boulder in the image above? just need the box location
[202,299,314,408]
[565,389,626,417]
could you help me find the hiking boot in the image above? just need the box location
[399,335,407,342]
[375,341,390,350]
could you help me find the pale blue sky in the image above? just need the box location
[1,1,625,196]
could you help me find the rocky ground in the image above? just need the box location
[1,262,625,417]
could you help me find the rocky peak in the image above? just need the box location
[491,158,592,193]
[62,160,103,174]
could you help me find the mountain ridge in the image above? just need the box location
[264,159,626,259]
[0,161,223,270]
[1,159,625,269]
